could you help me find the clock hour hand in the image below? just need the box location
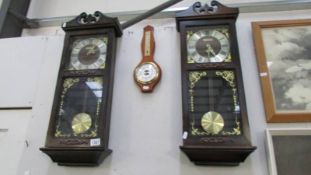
[85,45,97,56]
[205,43,216,57]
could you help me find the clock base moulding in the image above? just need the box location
[180,146,255,166]
[40,147,112,166]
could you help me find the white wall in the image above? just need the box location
[0,37,49,108]
[0,110,32,175]
[1,5,311,175]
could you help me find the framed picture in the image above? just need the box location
[252,19,311,122]
[265,129,311,175]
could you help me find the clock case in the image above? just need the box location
[176,1,256,166]
[40,11,122,166]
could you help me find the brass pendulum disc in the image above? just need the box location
[71,113,92,134]
[201,111,224,134]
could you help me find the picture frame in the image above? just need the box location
[252,19,311,122]
[265,129,311,175]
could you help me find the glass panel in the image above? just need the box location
[54,77,103,138]
[67,36,108,70]
[187,26,231,63]
[262,25,311,112]
[273,135,311,175]
[188,70,241,136]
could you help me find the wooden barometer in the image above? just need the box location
[134,25,161,92]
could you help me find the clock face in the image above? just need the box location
[187,27,231,63]
[54,77,103,138]
[188,70,241,136]
[68,37,108,70]
[134,62,160,84]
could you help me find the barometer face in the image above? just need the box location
[134,62,160,84]
[187,27,231,63]
[68,36,108,70]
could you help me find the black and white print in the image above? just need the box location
[262,25,311,111]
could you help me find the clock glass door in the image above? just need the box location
[54,76,104,138]
[188,70,242,136]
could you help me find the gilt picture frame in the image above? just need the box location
[252,19,311,122]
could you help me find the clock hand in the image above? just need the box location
[205,44,216,57]
[86,45,97,56]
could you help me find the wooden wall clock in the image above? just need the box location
[40,11,122,166]
[176,1,256,166]
[134,25,161,92]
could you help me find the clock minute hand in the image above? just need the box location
[86,45,97,56]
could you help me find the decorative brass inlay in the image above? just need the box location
[189,71,207,112]
[59,139,89,145]
[188,70,241,136]
[223,54,232,63]
[215,71,235,87]
[71,113,92,135]
[187,28,232,63]
[201,111,224,135]
[189,71,207,89]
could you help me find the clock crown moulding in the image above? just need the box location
[176,1,239,31]
[62,11,123,37]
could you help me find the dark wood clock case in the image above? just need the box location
[176,1,256,166]
[40,11,122,166]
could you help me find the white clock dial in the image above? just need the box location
[135,62,159,84]
[187,29,230,63]
[70,37,107,70]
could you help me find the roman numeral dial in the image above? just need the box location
[187,28,230,63]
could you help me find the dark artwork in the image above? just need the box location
[273,135,311,175]
[262,26,311,111]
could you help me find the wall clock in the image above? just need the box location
[176,1,256,165]
[134,25,161,92]
[40,11,122,166]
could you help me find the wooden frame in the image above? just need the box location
[252,19,311,122]
[265,128,311,175]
